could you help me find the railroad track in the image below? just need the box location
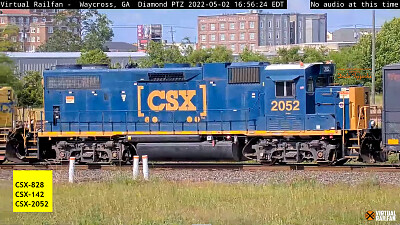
[1,162,400,172]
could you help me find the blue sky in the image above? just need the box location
[99,0,400,43]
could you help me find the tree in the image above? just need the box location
[239,47,268,62]
[38,29,82,52]
[302,47,328,63]
[0,54,20,89]
[16,71,43,107]
[374,17,400,92]
[81,12,114,51]
[0,25,21,52]
[138,42,234,68]
[272,47,302,63]
[76,49,111,65]
[187,46,233,64]
[38,9,113,52]
[207,46,234,63]
[138,41,186,68]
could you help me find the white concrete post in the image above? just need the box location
[132,155,139,180]
[68,157,75,183]
[142,155,149,180]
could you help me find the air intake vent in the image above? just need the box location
[228,67,260,84]
[148,73,185,82]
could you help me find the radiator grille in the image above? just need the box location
[228,67,260,84]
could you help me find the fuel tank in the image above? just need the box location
[136,141,241,161]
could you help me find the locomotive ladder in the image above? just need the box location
[25,110,39,159]
[346,106,370,159]
[0,127,10,161]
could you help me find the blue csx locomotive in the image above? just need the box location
[6,62,385,165]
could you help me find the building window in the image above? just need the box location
[37,36,40,42]
[32,17,38,23]
[201,35,206,41]
[25,17,29,24]
[30,27,36,33]
[230,23,235,30]
[31,36,35,42]
[73,28,78,34]
[231,44,235,51]
[276,33,280,39]
[268,32,272,39]
[284,31,287,38]
[201,45,206,49]
[220,23,225,30]
[260,21,263,28]
[10,17,16,24]
[0,18,4,24]
[240,22,245,29]
[210,24,215,31]
[268,21,272,28]
[211,45,216,49]
[42,17,46,22]
[220,34,225,41]
[276,21,280,28]
[284,19,287,28]
[250,21,255,29]
[18,17,23,24]
[299,31,302,40]
[299,21,302,28]
[240,44,245,51]
[250,44,255,50]
[275,81,295,97]
[48,26,53,34]
[240,33,245,40]
[37,27,40,33]
[200,24,206,31]
[230,33,235,41]
[11,36,16,42]
[249,33,255,40]
[210,34,216,41]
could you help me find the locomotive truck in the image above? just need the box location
[4,62,397,165]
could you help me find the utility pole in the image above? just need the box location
[169,26,176,43]
[371,10,376,105]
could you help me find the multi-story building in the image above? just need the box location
[198,11,259,53]
[198,10,327,54]
[330,28,381,42]
[0,9,80,52]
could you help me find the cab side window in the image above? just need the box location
[276,81,295,97]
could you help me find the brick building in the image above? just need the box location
[0,9,80,52]
[198,12,259,53]
[198,10,327,54]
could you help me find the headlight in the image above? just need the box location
[370,120,376,128]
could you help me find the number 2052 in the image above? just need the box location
[271,100,300,111]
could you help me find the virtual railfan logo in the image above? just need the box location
[365,210,396,221]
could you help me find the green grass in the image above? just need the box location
[1,175,399,225]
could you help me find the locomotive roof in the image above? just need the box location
[265,63,321,70]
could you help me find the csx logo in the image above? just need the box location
[147,90,197,112]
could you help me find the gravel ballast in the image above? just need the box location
[1,169,399,186]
